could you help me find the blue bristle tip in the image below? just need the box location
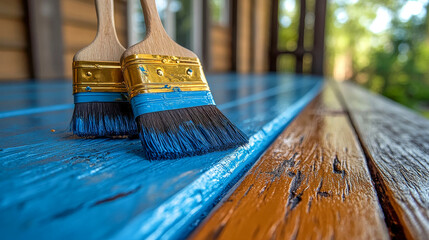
[136,105,248,160]
[71,102,138,137]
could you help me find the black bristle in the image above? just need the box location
[136,105,248,160]
[71,102,138,137]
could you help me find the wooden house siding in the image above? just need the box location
[0,0,127,80]
[0,0,30,80]
[210,25,232,72]
[61,0,127,78]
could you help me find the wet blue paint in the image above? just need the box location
[130,91,216,116]
[0,82,73,112]
[74,92,128,103]
[114,80,323,240]
[139,66,147,74]
[0,74,324,240]
[0,104,73,119]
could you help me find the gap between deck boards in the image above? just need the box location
[331,81,407,240]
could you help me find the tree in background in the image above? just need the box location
[326,0,429,117]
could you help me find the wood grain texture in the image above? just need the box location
[191,84,390,240]
[123,0,196,59]
[337,82,429,239]
[73,0,125,61]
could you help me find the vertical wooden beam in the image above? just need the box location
[249,0,256,72]
[22,0,34,79]
[124,0,131,47]
[252,0,271,73]
[202,0,211,70]
[236,0,252,73]
[295,0,306,74]
[27,0,64,80]
[269,0,279,72]
[230,0,238,71]
[192,0,204,59]
[312,0,327,75]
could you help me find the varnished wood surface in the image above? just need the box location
[0,74,322,239]
[73,0,125,62]
[191,84,390,240]
[338,82,429,239]
[123,0,196,59]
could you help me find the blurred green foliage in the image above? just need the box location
[278,0,429,117]
[326,0,429,117]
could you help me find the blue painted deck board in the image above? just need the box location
[0,74,323,240]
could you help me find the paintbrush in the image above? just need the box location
[71,0,137,137]
[121,0,248,159]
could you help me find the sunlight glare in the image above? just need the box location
[369,7,391,34]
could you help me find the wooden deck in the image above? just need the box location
[0,74,428,239]
[190,84,390,239]
[191,81,429,240]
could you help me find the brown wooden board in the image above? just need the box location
[0,0,25,19]
[0,0,30,80]
[210,25,232,72]
[0,50,30,80]
[190,84,389,240]
[0,18,28,49]
[337,82,429,240]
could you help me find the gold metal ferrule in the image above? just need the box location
[73,61,127,94]
[121,54,210,98]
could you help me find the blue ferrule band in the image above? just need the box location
[130,91,216,117]
[74,92,128,103]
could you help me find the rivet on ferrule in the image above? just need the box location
[157,69,164,76]
[120,54,210,97]
[73,61,126,94]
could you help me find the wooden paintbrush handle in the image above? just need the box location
[95,0,119,42]
[140,0,170,40]
[74,0,125,61]
[122,0,196,58]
